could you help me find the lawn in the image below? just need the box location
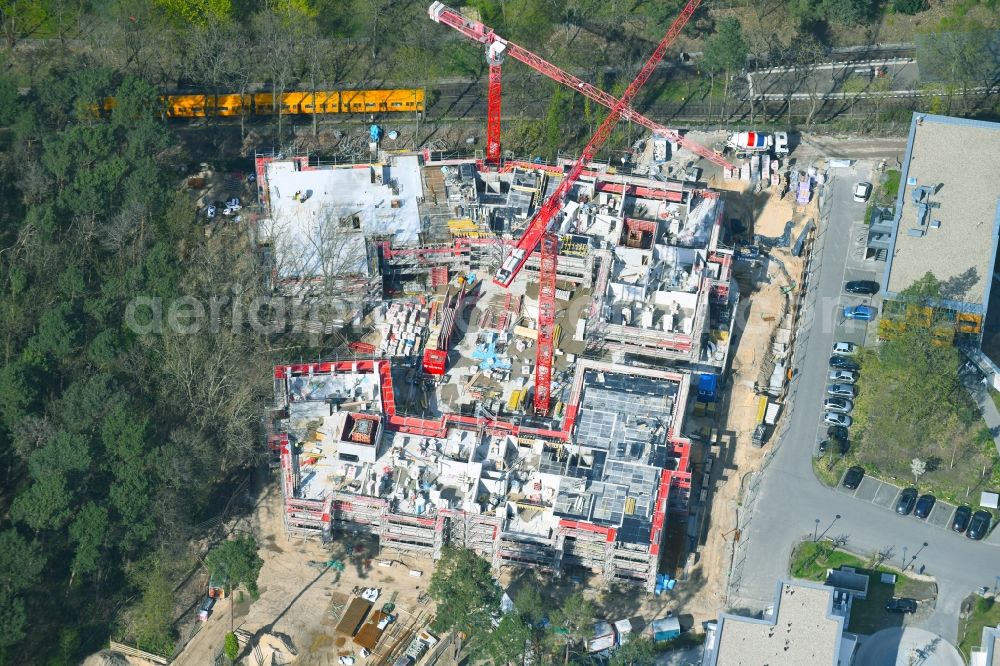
[881,169,901,204]
[812,452,851,488]
[789,540,937,635]
[959,596,1000,659]
[866,169,901,225]
[990,388,1000,415]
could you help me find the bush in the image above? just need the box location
[224,633,239,662]
[893,0,927,14]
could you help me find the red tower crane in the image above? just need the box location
[429,0,708,415]
[428,2,732,172]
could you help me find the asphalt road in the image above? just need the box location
[727,166,1000,643]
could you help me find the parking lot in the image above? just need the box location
[812,209,885,454]
[838,473,962,536]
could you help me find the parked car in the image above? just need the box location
[827,425,849,441]
[832,341,857,355]
[827,384,857,398]
[844,304,878,320]
[844,280,880,295]
[197,596,215,622]
[914,494,936,519]
[828,370,857,383]
[818,439,828,454]
[854,182,872,203]
[952,505,973,533]
[967,510,992,540]
[843,466,865,489]
[896,488,918,515]
[830,356,860,371]
[885,598,918,613]
[824,412,852,427]
[823,397,853,413]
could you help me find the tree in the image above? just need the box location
[916,26,999,112]
[68,502,110,586]
[550,592,594,665]
[893,0,927,15]
[701,18,748,120]
[0,530,44,657]
[205,536,264,599]
[154,0,231,26]
[224,632,239,661]
[609,636,657,666]
[898,271,943,304]
[131,557,175,656]
[480,613,532,665]
[911,457,927,484]
[544,84,575,161]
[428,547,500,638]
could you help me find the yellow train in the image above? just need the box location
[97,88,424,119]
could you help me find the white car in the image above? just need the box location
[828,370,857,383]
[832,341,857,355]
[854,182,872,203]
[823,398,854,413]
[824,412,853,427]
[339,657,356,666]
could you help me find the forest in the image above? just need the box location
[0,67,271,662]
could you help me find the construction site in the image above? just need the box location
[253,0,823,597]
[246,1,819,662]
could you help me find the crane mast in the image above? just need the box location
[429,0,707,415]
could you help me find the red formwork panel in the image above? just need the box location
[596,181,685,202]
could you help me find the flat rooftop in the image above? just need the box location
[884,114,1000,312]
[710,581,844,666]
[261,155,424,279]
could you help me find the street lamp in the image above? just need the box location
[817,514,842,542]
[814,518,821,541]
[908,541,929,572]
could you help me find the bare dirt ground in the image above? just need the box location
[672,179,815,625]
[171,480,437,666]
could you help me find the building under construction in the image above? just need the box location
[258,147,737,591]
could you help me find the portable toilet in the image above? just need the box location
[651,616,681,642]
[697,373,718,402]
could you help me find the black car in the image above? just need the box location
[844,280,880,295]
[952,505,973,533]
[843,466,865,489]
[885,598,918,614]
[896,488,918,515]
[827,426,849,441]
[914,494,936,519]
[830,355,860,371]
[967,510,992,540]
